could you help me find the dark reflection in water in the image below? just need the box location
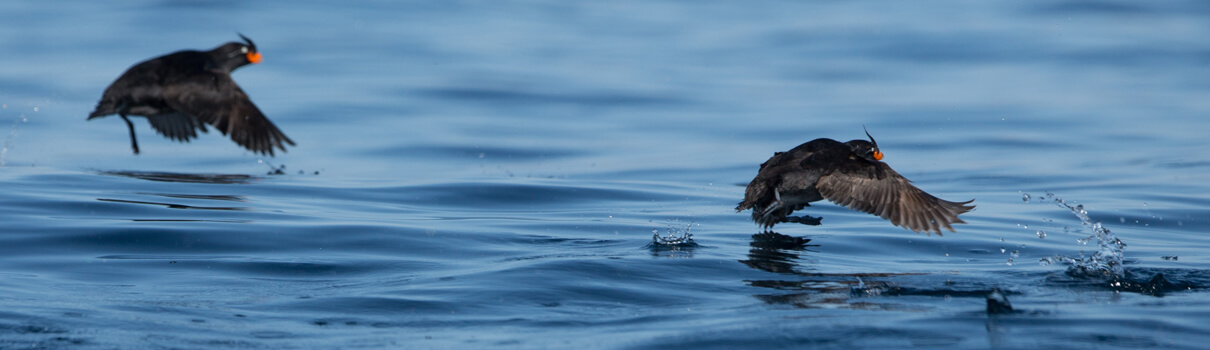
[746,274,927,311]
[739,231,816,274]
[96,198,248,211]
[97,170,255,184]
[129,218,251,223]
[137,193,247,202]
[741,231,958,311]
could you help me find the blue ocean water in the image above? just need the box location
[3,1,1210,348]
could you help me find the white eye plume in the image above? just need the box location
[240,46,249,53]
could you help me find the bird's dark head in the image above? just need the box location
[213,34,262,71]
[845,127,883,163]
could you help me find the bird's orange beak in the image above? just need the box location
[873,150,883,161]
[246,51,263,64]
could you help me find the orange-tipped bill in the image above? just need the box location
[246,51,262,64]
[873,150,883,161]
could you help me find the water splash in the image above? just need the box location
[1025,193,1126,278]
[646,221,698,255]
[643,220,701,256]
[258,159,287,175]
[649,221,696,246]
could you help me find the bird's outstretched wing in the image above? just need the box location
[163,73,295,156]
[815,162,974,235]
[146,112,208,142]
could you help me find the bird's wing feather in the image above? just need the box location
[145,112,207,142]
[815,162,974,235]
[162,73,295,156]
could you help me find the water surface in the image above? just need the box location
[2,1,1210,349]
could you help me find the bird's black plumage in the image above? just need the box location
[736,129,974,235]
[88,34,294,156]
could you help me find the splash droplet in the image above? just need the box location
[1036,230,1046,239]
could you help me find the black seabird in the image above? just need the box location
[88,34,294,156]
[737,128,974,234]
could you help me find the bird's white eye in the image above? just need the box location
[240,46,249,53]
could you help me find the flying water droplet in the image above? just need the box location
[1036,230,1046,239]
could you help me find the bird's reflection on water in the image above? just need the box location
[740,231,816,274]
[93,170,257,223]
[96,198,248,211]
[741,230,931,310]
[98,170,256,184]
